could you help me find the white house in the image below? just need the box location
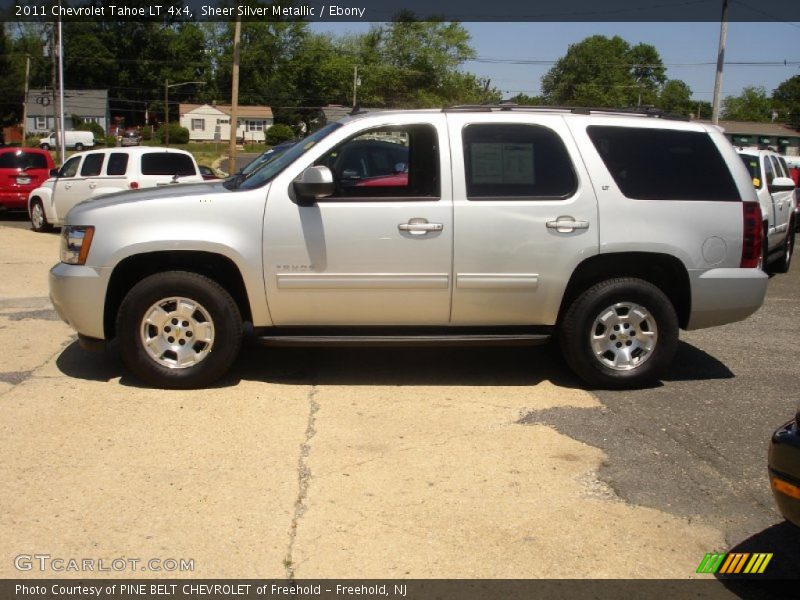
[179,103,274,143]
[25,89,110,134]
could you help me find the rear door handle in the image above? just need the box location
[546,216,590,233]
[398,218,444,235]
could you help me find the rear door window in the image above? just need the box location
[463,124,576,199]
[106,153,129,176]
[587,126,740,201]
[80,153,105,177]
[141,153,197,176]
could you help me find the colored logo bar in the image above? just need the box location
[696,552,772,574]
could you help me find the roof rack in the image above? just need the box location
[442,104,690,121]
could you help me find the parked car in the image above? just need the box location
[49,106,768,389]
[120,130,142,147]
[39,130,95,151]
[198,165,220,180]
[0,147,55,211]
[737,148,796,272]
[28,147,204,232]
[769,406,800,528]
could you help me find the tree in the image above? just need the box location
[772,75,800,129]
[659,79,693,116]
[541,35,666,108]
[722,86,773,122]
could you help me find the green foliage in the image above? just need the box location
[104,135,117,147]
[722,86,773,122]
[265,124,295,145]
[541,35,666,108]
[157,122,190,144]
[71,115,105,139]
[659,80,694,116]
[772,76,800,129]
[506,93,548,106]
[141,125,154,141]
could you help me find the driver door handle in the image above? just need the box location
[546,216,590,232]
[398,218,444,235]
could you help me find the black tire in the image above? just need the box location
[40,143,50,151]
[559,278,679,389]
[29,198,52,233]
[771,224,795,274]
[117,271,243,389]
[74,143,83,151]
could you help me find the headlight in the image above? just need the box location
[60,226,95,265]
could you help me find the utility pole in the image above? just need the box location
[711,0,729,125]
[57,12,65,164]
[164,79,169,146]
[228,14,241,175]
[352,65,358,109]
[21,55,30,142]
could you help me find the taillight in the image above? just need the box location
[129,181,138,190]
[741,203,763,268]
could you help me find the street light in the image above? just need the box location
[164,80,205,146]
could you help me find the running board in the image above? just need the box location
[257,333,551,348]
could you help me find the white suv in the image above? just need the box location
[48,106,769,389]
[28,147,205,232]
[736,147,796,272]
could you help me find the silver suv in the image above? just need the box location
[49,106,768,389]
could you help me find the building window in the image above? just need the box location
[246,120,265,132]
[82,117,101,124]
[36,117,46,129]
[191,119,205,131]
[216,118,229,125]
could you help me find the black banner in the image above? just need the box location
[2,0,800,23]
[0,579,790,600]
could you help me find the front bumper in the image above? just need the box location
[49,262,112,340]
[685,267,768,330]
[768,419,800,528]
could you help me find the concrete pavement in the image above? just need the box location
[0,225,731,579]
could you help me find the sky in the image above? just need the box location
[312,21,800,106]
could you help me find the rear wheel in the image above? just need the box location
[74,143,84,151]
[771,224,795,274]
[117,271,243,389]
[30,199,51,233]
[559,278,679,389]
[40,143,50,151]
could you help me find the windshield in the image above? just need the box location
[240,141,296,177]
[739,153,761,181]
[229,122,342,191]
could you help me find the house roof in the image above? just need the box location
[697,119,800,138]
[26,89,108,117]
[180,103,273,119]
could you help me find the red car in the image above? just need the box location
[0,148,55,210]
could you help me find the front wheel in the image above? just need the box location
[559,278,679,389]
[117,271,243,389]
[30,199,52,233]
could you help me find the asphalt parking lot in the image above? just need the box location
[0,215,797,582]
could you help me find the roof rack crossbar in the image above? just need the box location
[442,104,689,121]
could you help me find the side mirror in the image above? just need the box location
[293,165,334,206]
[49,168,59,178]
[768,176,796,193]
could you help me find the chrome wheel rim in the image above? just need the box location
[140,297,215,369]
[590,302,658,371]
[31,203,44,230]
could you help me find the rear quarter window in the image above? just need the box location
[587,126,741,201]
[140,153,197,176]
